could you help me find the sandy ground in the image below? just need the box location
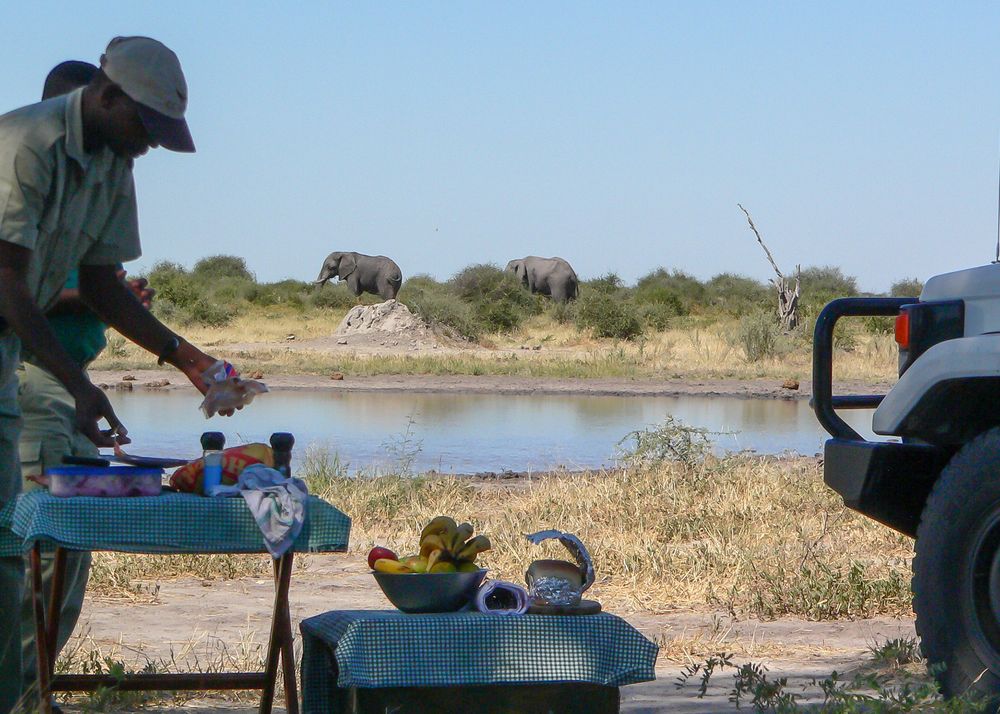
[54,554,916,713]
[90,368,889,401]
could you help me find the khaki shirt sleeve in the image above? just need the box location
[0,145,50,251]
[80,167,142,265]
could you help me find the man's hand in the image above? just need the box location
[73,382,130,448]
[115,269,154,309]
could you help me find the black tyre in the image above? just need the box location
[914,427,1000,699]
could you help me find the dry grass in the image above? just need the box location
[305,450,913,620]
[94,309,899,384]
[86,452,912,620]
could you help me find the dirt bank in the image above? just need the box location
[90,369,890,400]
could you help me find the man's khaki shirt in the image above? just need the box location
[0,87,142,413]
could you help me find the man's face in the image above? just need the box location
[102,90,157,159]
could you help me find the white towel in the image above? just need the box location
[212,464,308,557]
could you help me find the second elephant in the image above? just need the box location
[505,256,579,302]
[315,251,403,301]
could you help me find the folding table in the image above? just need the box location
[4,490,351,714]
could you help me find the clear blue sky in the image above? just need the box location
[4,2,1000,293]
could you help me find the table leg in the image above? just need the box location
[276,555,299,714]
[260,552,296,714]
[30,544,53,714]
[45,547,67,672]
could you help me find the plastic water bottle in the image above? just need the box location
[200,431,226,496]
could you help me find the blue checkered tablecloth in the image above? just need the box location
[0,490,350,556]
[299,610,659,712]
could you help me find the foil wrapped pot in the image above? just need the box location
[525,559,584,606]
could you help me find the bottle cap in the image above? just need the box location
[200,432,226,450]
[270,432,294,451]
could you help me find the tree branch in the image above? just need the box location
[738,203,784,280]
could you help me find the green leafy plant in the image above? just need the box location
[737,310,778,362]
[616,415,712,468]
[575,292,643,340]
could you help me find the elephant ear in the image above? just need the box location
[338,253,358,279]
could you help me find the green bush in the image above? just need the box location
[640,302,675,331]
[474,300,522,333]
[799,265,858,310]
[244,279,312,308]
[704,273,771,316]
[863,315,894,335]
[575,292,643,340]
[890,277,923,298]
[184,298,233,327]
[407,291,479,339]
[583,273,626,295]
[450,263,508,301]
[147,261,198,309]
[635,269,704,314]
[310,283,356,309]
[548,301,578,325]
[737,310,778,362]
[399,275,480,339]
[191,255,255,282]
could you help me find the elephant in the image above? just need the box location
[315,251,403,301]
[505,256,579,302]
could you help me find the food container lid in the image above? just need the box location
[44,466,164,477]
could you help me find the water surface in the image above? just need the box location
[105,390,880,474]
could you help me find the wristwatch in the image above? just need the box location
[157,336,181,366]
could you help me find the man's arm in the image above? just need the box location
[78,264,222,396]
[0,242,124,446]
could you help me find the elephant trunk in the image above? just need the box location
[315,267,334,286]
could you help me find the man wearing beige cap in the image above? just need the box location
[0,37,235,710]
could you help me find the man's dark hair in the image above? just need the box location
[42,60,98,100]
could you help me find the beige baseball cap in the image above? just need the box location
[100,36,195,152]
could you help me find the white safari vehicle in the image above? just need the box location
[814,263,1000,699]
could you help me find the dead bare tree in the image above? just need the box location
[738,204,800,331]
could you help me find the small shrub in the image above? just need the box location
[450,263,507,301]
[310,284,355,309]
[147,261,198,309]
[640,302,675,331]
[191,254,255,282]
[548,301,578,325]
[799,265,859,311]
[863,315,894,335]
[616,416,712,468]
[583,273,626,295]
[890,277,923,298]
[403,288,479,340]
[704,273,771,316]
[575,292,643,340]
[184,298,233,327]
[737,310,778,362]
[635,268,704,314]
[474,300,522,333]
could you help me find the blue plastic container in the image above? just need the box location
[46,466,163,498]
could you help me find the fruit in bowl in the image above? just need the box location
[368,516,491,612]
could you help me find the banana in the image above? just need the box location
[429,561,457,573]
[402,555,428,573]
[425,548,446,572]
[451,522,474,552]
[419,534,448,558]
[420,516,458,544]
[374,558,413,574]
[456,535,491,562]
